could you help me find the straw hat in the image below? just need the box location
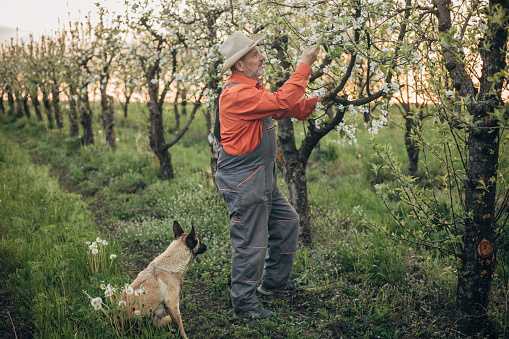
[219,32,265,75]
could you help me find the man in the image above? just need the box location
[215,31,329,320]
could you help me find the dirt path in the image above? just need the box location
[0,276,33,338]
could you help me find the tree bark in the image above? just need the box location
[41,88,54,128]
[14,92,24,119]
[30,90,43,121]
[276,118,313,246]
[272,34,315,246]
[404,115,419,176]
[106,96,116,148]
[148,82,174,180]
[7,91,15,117]
[121,95,131,119]
[51,85,63,129]
[68,85,79,137]
[78,93,94,145]
[0,91,4,115]
[100,84,116,149]
[435,0,508,335]
[173,102,181,132]
[22,94,31,119]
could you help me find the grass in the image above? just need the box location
[0,103,508,338]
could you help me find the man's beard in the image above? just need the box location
[247,64,264,78]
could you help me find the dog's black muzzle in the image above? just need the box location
[197,243,207,255]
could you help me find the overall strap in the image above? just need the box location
[214,82,239,142]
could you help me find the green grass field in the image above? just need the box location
[0,103,508,338]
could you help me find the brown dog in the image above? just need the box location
[120,221,207,339]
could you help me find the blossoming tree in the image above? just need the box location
[356,0,509,335]
[249,0,424,245]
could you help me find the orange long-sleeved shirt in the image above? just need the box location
[219,62,318,155]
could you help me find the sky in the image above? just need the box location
[0,0,128,43]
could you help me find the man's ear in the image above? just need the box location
[234,60,243,72]
[173,221,184,239]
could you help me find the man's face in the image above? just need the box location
[237,46,265,79]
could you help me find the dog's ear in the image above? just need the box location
[173,221,184,239]
[185,225,198,249]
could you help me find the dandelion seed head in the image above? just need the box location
[110,254,117,260]
[91,297,102,310]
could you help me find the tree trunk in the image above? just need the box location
[42,89,54,128]
[14,92,23,119]
[435,0,508,335]
[148,83,174,180]
[100,87,116,148]
[272,35,314,245]
[173,102,181,133]
[79,94,94,145]
[404,115,419,176]
[106,96,116,148]
[68,85,79,137]
[31,91,43,121]
[181,88,188,116]
[208,101,218,176]
[276,118,312,246]
[22,94,31,119]
[122,95,131,119]
[51,86,63,129]
[7,91,15,116]
[0,91,4,115]
[457,114,499,335]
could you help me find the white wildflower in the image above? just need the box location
[91,297,102,310]
[92,248,99,255]
[110,254,117,260]
[104,285,115,297]
[445,90,454,97]
[134,288,146,296]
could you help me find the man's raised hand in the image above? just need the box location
[301,45,321,66]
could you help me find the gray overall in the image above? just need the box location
[215,93,300,312]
